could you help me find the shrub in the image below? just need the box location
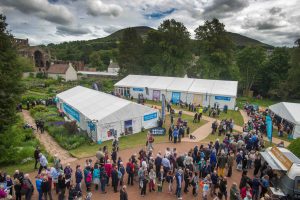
[64,121,78,134]
[288,138,300,158]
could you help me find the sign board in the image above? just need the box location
[172,92,181,104]
[63,103,80,122]
[271,146,293,170]
[133,88,144,92]
[144,112,158,121]
[215,96,231,101]
[150,127,166,136]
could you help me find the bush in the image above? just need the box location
[64,121,78,134]
[30,105,49,116]
[288,138,300,158]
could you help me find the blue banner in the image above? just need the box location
[266,115,272,142]
[63,103,80,122]
[172,92,181,104]
[133,88,144,92]
[215,96,231,101]
[161,94,166,121]
[144,112,158,121]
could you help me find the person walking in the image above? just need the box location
[38,153,48,174]
[23,174,34,200]
[175,168,183,200]
[34,146,40,169]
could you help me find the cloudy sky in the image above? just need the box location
[0,0,299,46]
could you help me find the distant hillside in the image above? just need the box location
[47,26,273,62]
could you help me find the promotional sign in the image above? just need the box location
[144,112,158,121]
[271,146,293,170]
[133,88,144,92]
[215,96,231,101]
[150,127,166,136]
[124,120,133,135]
[87,121,97,142]
[63,103,80,122]
[171,92,181,104]
[153,90,160,101]
[266,115,273,143]
[161,94,166,122]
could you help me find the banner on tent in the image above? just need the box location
[144,112,158,121]
[172,92,181,103]
[63,103,80,122]
[266,115,273,142]
[133,88,144,92]
[215,96,231,101]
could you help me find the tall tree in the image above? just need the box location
[117,27,143,76]
[143,19,192,76]
[194,18,235,79]
[285,39,300,99]
[236,46,266,95]
[89,51,106,71]
[259,47,290,97]
[0,15,23,131]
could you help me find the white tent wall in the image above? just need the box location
[293,125,300,139]
[129,87,145,99]
[142,111,160,129]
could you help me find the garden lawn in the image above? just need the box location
[236,97,279,109]
[203,110,244,127]
[272,128,293,142]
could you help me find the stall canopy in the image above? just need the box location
[57,86,158,123]
[269,102,300,138]
[115,75,238,96]
[260,147,300,171]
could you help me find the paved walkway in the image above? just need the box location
[22,110,77,164]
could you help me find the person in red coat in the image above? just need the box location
[240,184,253,199]
[104,159,113,185]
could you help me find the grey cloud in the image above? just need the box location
[256,21,282,30]
[0,0,74,25]
[86,0,122,17]
[102,25,122,34]
[269,7,282,15]
[56,25,91,35]
[203,0,249,18]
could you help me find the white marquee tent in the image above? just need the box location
[115,75,238,109]
[269,102,300,138]
[56,86,159,142]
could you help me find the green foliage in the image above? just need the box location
[143,19,192,76]
[89,51,106,71]
[237,46,266,94]
[36,72,47,79]
[64,121,78,134]
[288,138,300,158]
[194,18,235,79]
[0,14,23,131]
[17,56,35,72]
[30,105,49,116]
[47,126,88,150]
[118,27,144,76]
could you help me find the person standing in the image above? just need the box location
[111,165,119,193]
[120,185,128,200]
[149,168,156,192]
[14,179,22,200]
[126,159,134,186]
[147,133,155,151]
[41,176,52,200]
[140,172,149,197]
[34,146,40,169]
[58,174,67,200]
[38,153,48,174]
[173,127,179,144]
[75,165,83,191]
[35,175,43,200]
[217,151,227,177]
[219,176,228,200]
[64,163,73,189]
[23,174,34,200]
[230,183,239,200]
[260,175,270,198]
[227,151,234,177]
[175,168,183,200]
[168,127,173,141]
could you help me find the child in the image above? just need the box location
[166,170,174,194]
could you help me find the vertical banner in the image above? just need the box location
[161,94,166,122]
[266,115,273,143]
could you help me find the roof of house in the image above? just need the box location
[47,64,69,74]
[108,62,120,69]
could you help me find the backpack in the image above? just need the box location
[86,173,92,183]
[126,164,132,174]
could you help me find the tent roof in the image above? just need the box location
[269,102,300,125]
[115,75,238,97]
[57,86,157,122]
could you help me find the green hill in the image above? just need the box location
[46,26,273,62]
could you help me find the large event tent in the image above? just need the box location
[269,102,300,138]
[56,86,159,142]
[115,75,238,109]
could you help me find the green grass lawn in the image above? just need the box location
[0,161,36,176]
[272,128,294,142]
[236,97,279,109]
[203,110,244,127]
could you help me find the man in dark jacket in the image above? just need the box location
[34,146,40,169]
[111,165,119,192]
[126,159,134,186]
[75,165,83,191]
[154,154,162,177]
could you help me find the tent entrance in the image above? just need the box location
[172,92,181,104]
[193,94,203,106]
[153,90,160,101]
[124,120,133,135]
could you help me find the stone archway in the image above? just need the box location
[34,50,44,68]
